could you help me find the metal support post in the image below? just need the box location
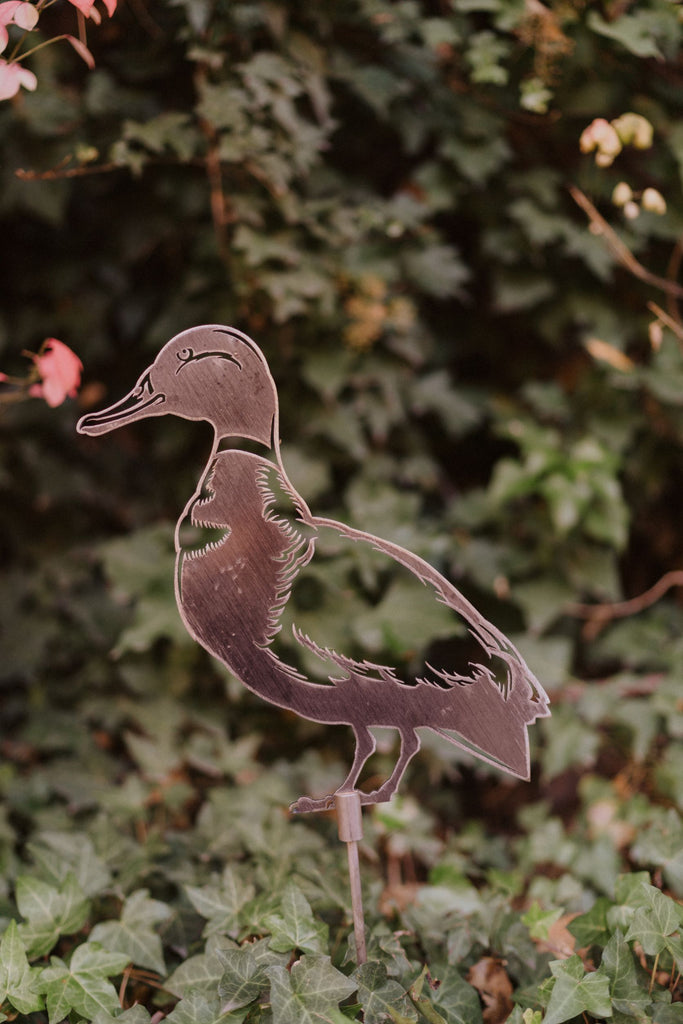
[335,791,367,965]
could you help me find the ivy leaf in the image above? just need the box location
[630,811,683,894]
[408,965,448,1023]
[601,930,652,1018]
[403,245,469,299]
[40,942,130,1022]
[587,10,665,58]
[431,965,484,1024]
[167,938,235,999]
[98,524,189,655]
[122,113,199,160]
[265,882,328,954]
[27,831,111,896]
[0,920,44,1016]
[542,955,611,1024]
[568,897,612,947]
[614,873,653,909]
[266,955,356,1024]
[91,1007,154,1024]
[16,872,90,958]
[371,928,415,979]
[185,866,256,938]
[624,885,679,956]
[665,934,683,974]
[652,1006,683,1024]
[522,903,563,941]
[354,960,417,1024]
[410,372,482,438]
[408,964,483,1024]
[165,989,249,1023]
[89,889,171,975]
[218,938,288,1010]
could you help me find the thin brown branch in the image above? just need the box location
[204,131,230,259]
[194,65,235,261]
[77,10,86,47]
[665,237,683,324]
[569,186,683,300]
[565,569,683,639]
[647,301,683,346]
[15,152,209,182]
[119,964,132,1008]
[16,161,123,181]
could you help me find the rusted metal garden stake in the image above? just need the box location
[335,791,367,965]
[78,324,551,970]
[78,325,549,814]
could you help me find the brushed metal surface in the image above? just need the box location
[78,325,550,812]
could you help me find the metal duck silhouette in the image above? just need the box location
[78,325,549,812]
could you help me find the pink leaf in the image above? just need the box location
[65,34,95,68]
[0,58,36,100]
[32,339,83,406]
[65,0,116,19]
[0,2,38,53]
[13,3,39,30]
[66,0,96,14]
[0,2,27,27]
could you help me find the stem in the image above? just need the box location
[8,27,35,63]
[13,33,81,62]
[570,186,683,300]
[648,300,683,346]
[77,11,87,47]
[16,160,123,181]
[193,64,235,261]
[566,569,683,639]
[649,952,660,995]
[119,965,131,1008]
[665,238,683,324]
[7,0,62,60]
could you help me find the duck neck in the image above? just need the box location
[210,422,304,514]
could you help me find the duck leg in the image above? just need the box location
[290,726,377,814]
[358,728,420,806]
[290,727,421,812]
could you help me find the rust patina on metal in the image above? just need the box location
[78,325,550,814]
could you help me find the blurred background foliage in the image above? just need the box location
[1,0,683,1021]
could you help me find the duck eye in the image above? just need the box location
[176,348,195,373]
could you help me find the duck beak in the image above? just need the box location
[77,373,166,436]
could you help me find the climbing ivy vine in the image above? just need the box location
[0,0,682,1021]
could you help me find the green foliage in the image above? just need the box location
[1,0,683,1021]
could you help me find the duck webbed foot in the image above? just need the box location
[289,793,336,814]
[289,784,403,814]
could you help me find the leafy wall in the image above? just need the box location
[0,1,682,1021]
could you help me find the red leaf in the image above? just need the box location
[65,35,95,69]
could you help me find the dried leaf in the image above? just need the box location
[467,957,514,1024]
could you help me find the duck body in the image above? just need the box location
[79,325,549,811]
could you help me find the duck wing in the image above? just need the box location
[269,513,548,778]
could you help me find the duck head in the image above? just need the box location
[78,325,278,448]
